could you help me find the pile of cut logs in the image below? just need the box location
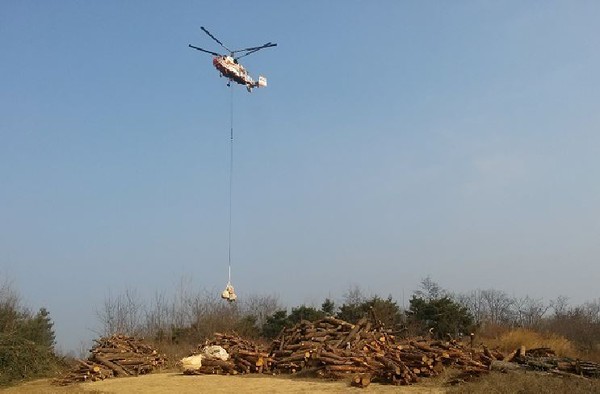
[182,333,271,375]
[55,334,167,385]
[514,347,600,378]
[269,316,490,385]
[449,346,600,385]
[191,317,490,385]
[194,317,600,387]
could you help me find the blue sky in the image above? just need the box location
[1,1,599,351]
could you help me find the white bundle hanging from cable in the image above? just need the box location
[221,281,237,303]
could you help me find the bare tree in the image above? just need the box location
[454,289,516,326]
[240,294,281,329]
[343,284,366,306]
[185,289,241,340]
[170,277,196,329]
[550,295,570,317]
[0,278,21,333]
[479,289,514,325]
[583,299,600,323]
[143,290,172,340]
[96,288,145,336]
[513,296,548,328]
[454,290,486,325]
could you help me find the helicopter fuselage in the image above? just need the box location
[212,56,266,92]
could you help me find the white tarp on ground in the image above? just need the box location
[202,345,229,361]
[179,345,229,372]
[180,354,204,372]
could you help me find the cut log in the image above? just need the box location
[503,349,519,362]
[93,355,131,377]
[483,346,496,361]
[325,364,369,372]
[337,318,367,348]
[351,373,372,388]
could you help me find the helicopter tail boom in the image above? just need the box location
[258,76,267,88]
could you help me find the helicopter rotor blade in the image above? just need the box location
[235,48,261,60]
[200,26,232,53]
[188,44,221,57]
[232,42,277,54]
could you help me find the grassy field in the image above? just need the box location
[3,370,600,394]
[2,373,444,394]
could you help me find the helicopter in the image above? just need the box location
[189,26,277,92]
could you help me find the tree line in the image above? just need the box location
[1,275,598,386]
[96,277,600,357]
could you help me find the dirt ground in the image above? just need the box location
[2,373,445,394]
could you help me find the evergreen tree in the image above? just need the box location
[321,298,336,316]
[261,310,289,339]
[20,308,55,349]
[407,279,474,338]
[288,305,325,324]
[337,295,404,329]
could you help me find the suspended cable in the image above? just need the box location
[222,84,237,302]
[228,84,233,285]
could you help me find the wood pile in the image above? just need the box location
[268,316,490,385]
[55,334,166,385]
[187,319,600,386]
[481,345,600,380]
[512,346,600,378]
[193,317,492,385]
[182,332,272,375]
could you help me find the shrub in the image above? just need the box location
[337,294,404,329]
[261,305,327,339]
[0,280,59,386]
[288,305,325,324]
[261,310,289,339]
[0,334,58,386]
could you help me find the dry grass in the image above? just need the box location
[479,327,578,358]
[446,370,600,394]
[4,373,445,394]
